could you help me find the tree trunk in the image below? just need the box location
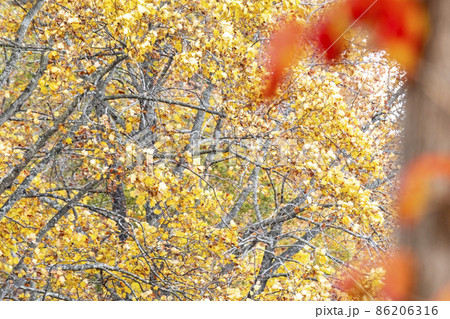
[402,0,450,300]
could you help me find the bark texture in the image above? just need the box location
[402,0,450,300]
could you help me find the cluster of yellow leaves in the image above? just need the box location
[0,0,402,300]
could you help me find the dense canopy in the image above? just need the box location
[0,0,404,300]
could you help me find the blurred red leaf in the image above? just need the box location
[383,251,416,300]
[315,19,347,60]
[347,0,381,21]
[318,0,428,74]
[264,20,303,97]
[264,0,428,96]
[365,0,428,74]
[398,154,450,227]
[337,268,367,300]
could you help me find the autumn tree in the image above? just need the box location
[0,0,402,300]
[263,0,450,301]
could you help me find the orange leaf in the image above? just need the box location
[434,282,450,301]
[398,154,450,227]
[383,251,416,300]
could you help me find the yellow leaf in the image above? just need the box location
[50,66,59,73]
[48,51,59,60]
[342,215,352,226]
[158,181,168,194]
[296,251,310,264]
[49,82,59,91]
[87,65,97,74]
[125,122,133,133]
[175,41,182,52]
[40,86,49,94]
